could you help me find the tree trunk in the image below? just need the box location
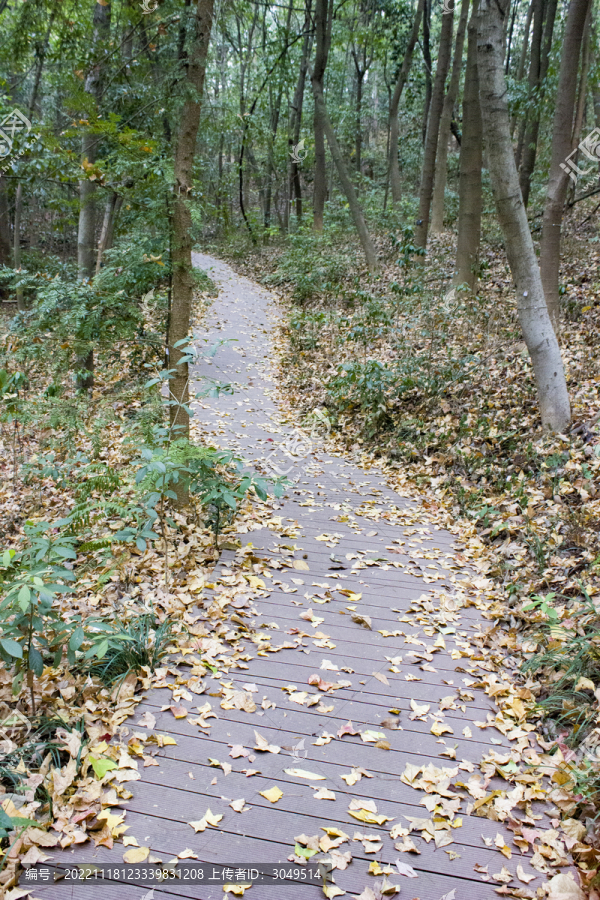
[431,0,470,234]
[311,80,379,271]
[95,191,122,275]
[453,0,482,288]
[422,0,432,143]
[415,6,454,249]
[516,0,534,81]
[76,0,111,391]
[476,0,570,431]
[539,0,592,333]
[312,0,332,231]
[169,0,215,497]
[355,69,364,174]
[0,183,10,270]
[14,7,55,311]
[264,0,293,231]
[504,0,518,73]
[518,0,557,206]
[14,184,25,312]
[289,1,312,221]
[566,5,592,204]
[388,0,424,204]
[289,0,313,222]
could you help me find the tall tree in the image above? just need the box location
[539,0,592,332]
[453,0,482,288]
[312,0,332,231]
[431,0,470,234]
[311,0,379,269]
[168,0,215,476]
[288,0,313,222]
[518,0,558,206]
[351,0,376,175]
[388,0,424,204]
[476,0,571,431]
[414,5,454,250]
[421,0,432,142]
[14,6,56,311]
[76,0,111,390]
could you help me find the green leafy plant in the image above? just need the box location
[523,591,561,624]
[82,613,176,688]
[0,522,78,712]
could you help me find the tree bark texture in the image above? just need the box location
[388,0,424,204]
[169,0,215,459]
[289,0,313,221]
[476,0,571,431]
[312,81,379,271]
[312,0,332,231]
[431,0,470,234]
[539,0,592,332]
[453,0,482,289]
[518,0,557,206]
[415,5,454,249]
[77,0,111,391]
[421,0,432,143]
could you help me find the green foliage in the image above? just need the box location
[327,359,395,437]
[265,228,352,303]
[82,613,176,687]
[0,522,78,706]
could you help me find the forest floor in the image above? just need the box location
[1,247,597,899]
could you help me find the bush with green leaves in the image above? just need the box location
[82,613,176,688]
[0,522,78,711]
[326,359,395,437]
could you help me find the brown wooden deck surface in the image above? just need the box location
[26,255,540,900]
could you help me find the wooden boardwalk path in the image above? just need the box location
[28,255,540,899]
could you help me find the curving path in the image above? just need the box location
[30,255,539,900]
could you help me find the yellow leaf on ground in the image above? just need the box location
[123,846,149,863]
[431,721,453,737]
[260,786,283,803]
[323,886,345,898]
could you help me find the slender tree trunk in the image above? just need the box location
[312,83,379,271]
[0,183,10,272]
[510,0,534,139]
[95,191,122,274]
[453,0,482,288]
[504,0,518,73]
[312,0,332,231]
[518,0,558,206]
[539,0,592,333]
[289,2,312,221]
[415,6,454,249]
[388,0,424,204]
[566,5,592,203]
[264,0,293,231]
[517,0,534,81]
[431,0,470,234]
[476,0,570,431]
[13,184,25,311]
[76,0,111,391]
[169,0,215,497]
[355,70,364,173]
[13,7,55,311]
[422,0,432,143]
